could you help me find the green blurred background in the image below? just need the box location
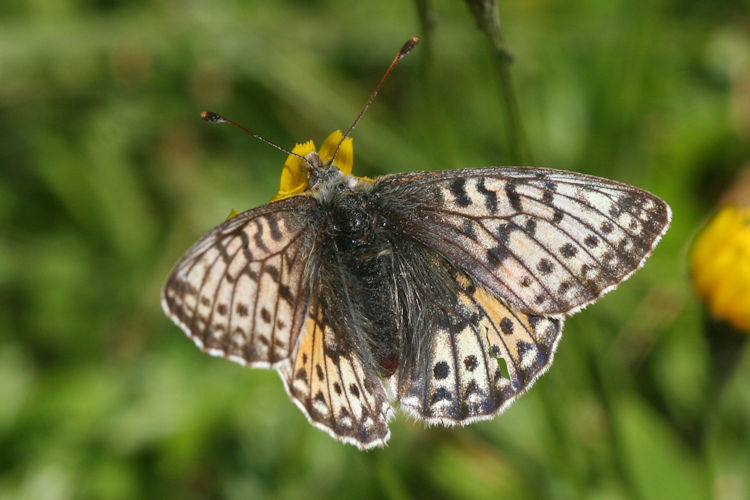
[2,0,749,498]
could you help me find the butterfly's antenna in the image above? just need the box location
[200,111,311,166]
[330,37,420,162]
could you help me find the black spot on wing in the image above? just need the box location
[216,240,233,264]
[431,387,453,404]
[505,181,522,211]
[267,216,283,241]
[349,384,360,398]
[461,220,476,238]
[236,230,254,261]
[260,307,271,322]
[263,265,279,280]
[499,317,514,335]
[450,178,472,207]
[560,243,577,258]
[487,246,509,266]
[433,361,450,380]
[584,235,599,248]
[542,189,554,204]
[476,178,498,212]
[537,258,554,274]
[279,284,294,303]
[497,224,512,245]
[253,221,270,252]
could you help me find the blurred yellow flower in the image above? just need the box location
[271,130,353,202]
[691,205,750,332]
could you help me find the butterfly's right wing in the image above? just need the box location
[373,167,671,316]
[161,196,319,367]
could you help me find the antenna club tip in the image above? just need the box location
[398,37,420,58]
[201,111,226,123]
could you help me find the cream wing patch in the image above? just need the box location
[161,196,319,367]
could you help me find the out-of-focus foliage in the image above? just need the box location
[1,1,749,498]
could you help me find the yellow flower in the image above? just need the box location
[271,130,354,202]
[691,205,750,332]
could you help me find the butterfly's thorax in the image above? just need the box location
[329,190,373,238]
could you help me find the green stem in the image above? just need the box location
[463,0,531,164]
[414,0,437,48]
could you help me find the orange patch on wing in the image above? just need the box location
[471,286,507,322]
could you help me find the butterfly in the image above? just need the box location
[161,39,672,449]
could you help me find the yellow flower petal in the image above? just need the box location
[691,205,750,332]
[318,130,354,175]
[271,140,316,202]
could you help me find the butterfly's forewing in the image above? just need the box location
[374,167,672,316]
[161,196,319,366]
[278,298,394,449]
[394,268,562,424]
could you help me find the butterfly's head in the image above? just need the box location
[271,130,354,201]
[307,152,345,189]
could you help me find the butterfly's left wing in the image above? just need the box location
[373,167,671,316]
[161,196,319,367]
[393,270,563,424]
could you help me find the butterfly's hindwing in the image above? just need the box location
[373,167,671,315]
[161,196,320,366]
[394,269,563,424]
[278,298,394,449]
